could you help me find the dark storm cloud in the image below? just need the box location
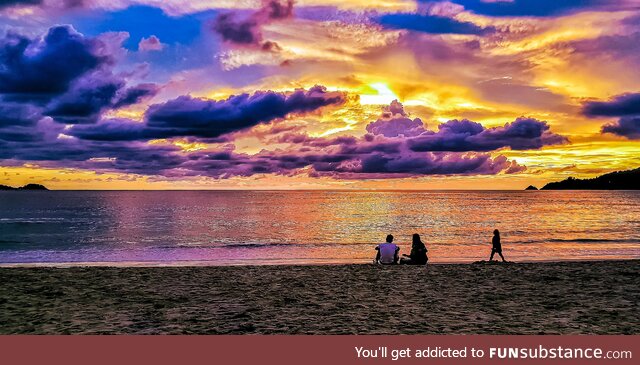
[0,26,111,102]
[582,93,640,117]
[0,138,187,175]
[0,117,63,143]
[68,86,346,141]
[0,103,40,127]
[112,83,159,109]
[377,13,494,35]
[407,118,568,152]
[44,76,123,124]
[45,78,159,124]
[582,93,640,140]
[0,26,159,125]
[0,0,42,9]
[146,85,345,134]
[601,117,640,139]
[65,118,149,141]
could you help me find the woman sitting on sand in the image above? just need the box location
[400,234,428,265]
[489,229,506,262]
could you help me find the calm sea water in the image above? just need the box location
[0,191,639,266]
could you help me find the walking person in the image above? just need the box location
[489,229,506,262]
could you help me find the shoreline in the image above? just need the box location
[0,257,638,269]
[1,259,638,334]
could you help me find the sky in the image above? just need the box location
[0,0,639,190]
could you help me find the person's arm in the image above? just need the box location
[394,247,400,264]
[375,247,380,263]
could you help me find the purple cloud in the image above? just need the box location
[112,83,159,109]
[44,75,123,124]
[213,13,260,45]
[408,117,568,152]
[212,0,294,50]
[0,25,113,103]
[582,93,640,117]
[41,75,157,124]
[0,26,158,126]
[365,100,425,137]
[3,94,567,181]
[165,144,525,180]
[0,0,42,9]
[69,85,346,140]
[601,117,640,139]
[582,92,640,140]
[0,103,41,128]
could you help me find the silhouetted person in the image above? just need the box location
[400,233,428,265]
[375,234,399,264]
[489,229,506,262]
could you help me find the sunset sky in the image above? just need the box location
[1,0,639,189]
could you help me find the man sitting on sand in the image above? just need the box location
[375,234,400,264]
[489,229,506,262]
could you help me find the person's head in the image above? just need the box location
[386,234,394,243]
[411,233,424,248]
[412,233,422,245]
[494,229,500,236]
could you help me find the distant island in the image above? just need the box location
[0,184,49,191]
[541,168,640,190]
[525,185,538,190]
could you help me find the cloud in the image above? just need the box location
[377,13,493,35]
[138,35,164,52]
[0,103,41,128]
[582,92,640,117]
[112,83,159,109]
[2,96,559,180]
[0,137,186,175]
[601,117,640,139]
[213,12,261,45]
[582,92,640,140]
[68,85,347,140]
[0,0,42,9]
[0,25,112,102]
[365,100,425,137]
[155,141,526,180]
[44,75,124,124]
[44,79,159,124]
[407,117,568,152]
[349,152,524,177]
[0,26,158,126]
[212,0,294,49]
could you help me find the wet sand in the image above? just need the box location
[0,260,638,334]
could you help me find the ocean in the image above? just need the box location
[1,190,639,266]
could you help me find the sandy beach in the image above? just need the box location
[0,260,638,334]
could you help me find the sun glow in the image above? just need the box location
[359,83,401,105]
